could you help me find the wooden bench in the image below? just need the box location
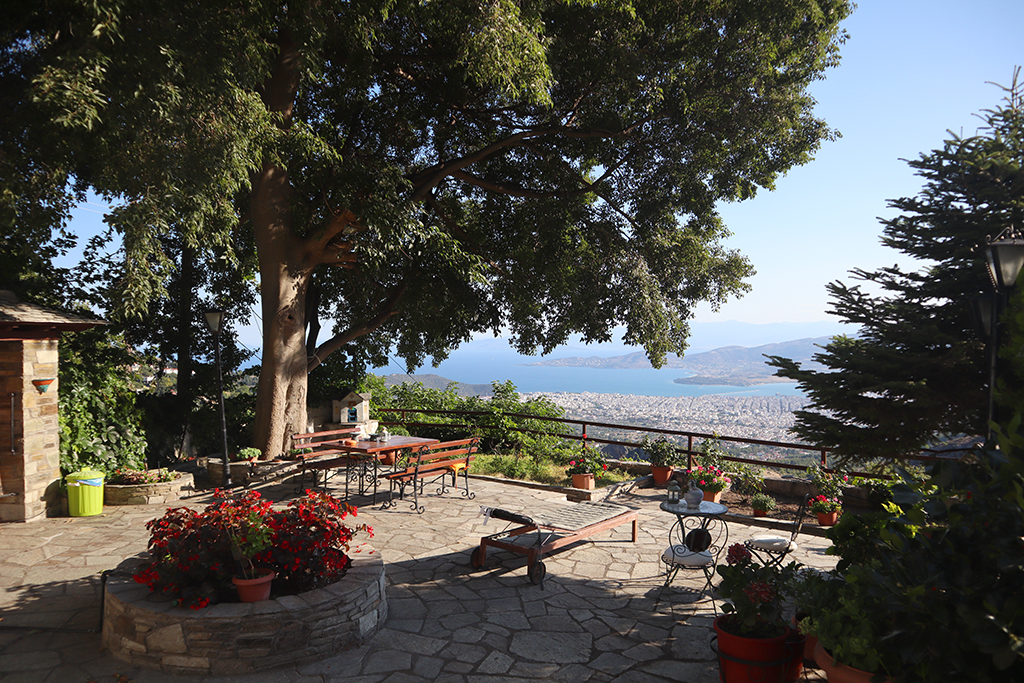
[381,437,479,514]
[291,427,361,459]
[291,427,361,493]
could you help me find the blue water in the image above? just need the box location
[378,346,802,398]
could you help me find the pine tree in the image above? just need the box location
[768,76,1024,464]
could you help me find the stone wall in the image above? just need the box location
[104,472,195,506]
[0,339,62,522]
[102,545,387,675]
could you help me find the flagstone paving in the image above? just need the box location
[0,474,834,682]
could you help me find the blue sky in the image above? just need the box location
[66,1,1024,357]
[697,0,1024,324]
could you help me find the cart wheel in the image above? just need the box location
[470,546,485,569]
[528,561,546,585]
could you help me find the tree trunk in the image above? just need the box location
[250,162,311,459]
[250,30,309,460]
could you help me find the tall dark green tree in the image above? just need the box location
[7,0,852,457]
[768,80,1024,463]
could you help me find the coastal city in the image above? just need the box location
[520,391,812,446]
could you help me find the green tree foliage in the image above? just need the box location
[6,0,852,456]
[364,376,571,460]
[58,328,146,475]
[768,82,1024,463]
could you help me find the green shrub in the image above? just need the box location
[729,463,765,496]
[364,376,574,461]
[696,434,729,470]
[58,331,146,476]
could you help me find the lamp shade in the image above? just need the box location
[204,310,224,334]
[969,294,995,338]
[986,237,1024,289]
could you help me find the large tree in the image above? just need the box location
[9,0,851,457]
[768,82,1024,464]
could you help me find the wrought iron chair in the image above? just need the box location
[744,497,806,568]
[660,514,728,611]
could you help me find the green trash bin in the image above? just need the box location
[66,469,105,517]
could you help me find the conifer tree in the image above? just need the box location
[768,78,1024,463]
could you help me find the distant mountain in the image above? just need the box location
[525,336,831,383]
[382,373,494,397]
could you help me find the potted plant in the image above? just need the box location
[228,510,275,602]
[566,445,607,490]
[751,492,777,517]
[640,437,683,485]
[713,543,800,683]
[794,565,897,682]
[684,464,731,502]
[809,494,842,525]
[806,464,848,519]
[234,447,262,462]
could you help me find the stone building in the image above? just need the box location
[0,291,104,522]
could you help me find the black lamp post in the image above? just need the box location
[981,226,1024,442]
[204,309,232,489]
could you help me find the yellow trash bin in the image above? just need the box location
[66,469,105,516]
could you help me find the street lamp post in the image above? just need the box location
[982,226,1024,443]
[204,310,232,489]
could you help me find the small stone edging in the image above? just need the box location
[104,472,195,506]
[101,544,387,676]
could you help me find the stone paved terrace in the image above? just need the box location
[0,473,836,682]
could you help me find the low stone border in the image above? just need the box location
[104,472,195,506]
[206,458,302,486]
[102,544,387,675]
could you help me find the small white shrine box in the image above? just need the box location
[332,391,371,424]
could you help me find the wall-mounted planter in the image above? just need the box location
[31,378,56,393]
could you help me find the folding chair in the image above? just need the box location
[744,498,806,568]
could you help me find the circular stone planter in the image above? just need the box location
[104,472,195,506]
[102,545,387,676]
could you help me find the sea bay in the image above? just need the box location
[380,346,802,398]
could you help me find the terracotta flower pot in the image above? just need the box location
[785,628,806,682]
[816,511,840,526]
[571,473,595,490]
[813,641,893,683]
[703,489,723,503]
[790,616,818,665]
[713,616,789,683]
[232,568,275,603]
[753,509,768,517]
[651,465,674,486]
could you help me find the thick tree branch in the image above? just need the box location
[306,282,407,372]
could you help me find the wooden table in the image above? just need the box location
[298,435,439,504]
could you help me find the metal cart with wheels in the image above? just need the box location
[470,502,638,586]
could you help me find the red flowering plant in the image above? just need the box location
[264,489,372,595]
[565,445,608,477]
[133,489,371,609]
[809,494,842,514]
[715,543,799,638]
